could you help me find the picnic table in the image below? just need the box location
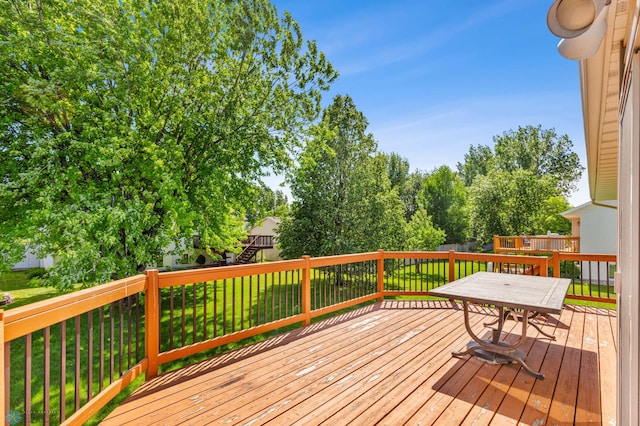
[429,272,571,379]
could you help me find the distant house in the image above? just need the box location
[160,238,231,270]
[247,216,281,262]
[561,201,617,254]
[10,246,54,270]
[562,201,617,283]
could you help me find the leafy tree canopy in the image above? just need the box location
[245,184,289,227]
[382,152,426,222]
[493,125,583,195]
[405,208,446,251]
[456,144,494,187]
[0,0,337,288]
[420,165,468,244]
[278,95,406,259]
[532,195,572,235]
[468,169,559,244]
[459,125,583,195]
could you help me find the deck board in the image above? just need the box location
[102,300,617,425]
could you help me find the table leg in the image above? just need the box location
[452,301,545,379]
[484,310,556,341]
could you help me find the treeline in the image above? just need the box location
[273,95,583,259]
[0,1,582,287]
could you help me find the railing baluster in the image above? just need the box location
[25,334,32,424]
[232,277,236,332]
[239,278,244,330]
[60,321,66,423]
[127,297,132,369]
[4,341,9,422]
[265,272,276,321]
[261,274,267,324]
[136,294,141,363]
[223,279,228,333]
[213,280,218,337]
[248,276,253,328]
[44,326,50,426]
[110,303,115,383]
[278,272,282,320]
[181,286,186,347]
[192,284,197,344]
[74,316,80,411]
[99,307,104,393]
[298,269,302,313]
[169,287,174,350]
[88,311,93,401]
[119,299,124,378]
[203,282,208,341]
[286,270,290,317]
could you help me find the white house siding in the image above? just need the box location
[249,217,281,262]
[161,239,222,269]
[562,201,617,283]
[11,246,54,270]
[617,52,640,423]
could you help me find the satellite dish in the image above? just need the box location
[547,0,610,60]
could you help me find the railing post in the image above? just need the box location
[0,310,5,425]
[448,250,456,282]
[493,235,499,252]
[552,252,561,278]
[377,249,385,301]
[145,269,160,379]
[302,256,311,326]
[540,256,549,277]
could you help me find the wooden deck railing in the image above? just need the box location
[0,250,616,424]
[494,235,580,253]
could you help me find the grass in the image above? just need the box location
[0,270,61,309]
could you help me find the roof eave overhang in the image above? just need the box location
[578,1,630,202]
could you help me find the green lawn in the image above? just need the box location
[0,270,62,309]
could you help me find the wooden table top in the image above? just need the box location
[428,272,572,314]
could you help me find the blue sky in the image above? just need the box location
[270,0,589,206]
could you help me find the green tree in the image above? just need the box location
[384,152,410,190]
[0,0,337,288]
[468,169,557,244]
[382,153,425,221]
[406,208,446,251]
[420,166,468,244]
[493,125,583,195]
[401,170,428,222]
[532,196,572,235]
[245,184,289,226]
[278,95,406,258]
[456,144,494,186]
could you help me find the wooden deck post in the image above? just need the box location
[448,250,456,282]
[0,310,4,425]
[552,252,561,278]
[302,256,311,326]
[540,255,549,277]
[515,236,522,250]
[145,270,160,379]
[493,235,499,252]
[377,249,385,301]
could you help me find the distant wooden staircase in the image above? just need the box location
[235,235,275,264]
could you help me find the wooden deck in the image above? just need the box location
[103,300,617,425]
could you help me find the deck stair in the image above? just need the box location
[235,235,274,264]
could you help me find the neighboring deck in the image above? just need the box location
[103,300,617,425]
[494,235,580,254]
